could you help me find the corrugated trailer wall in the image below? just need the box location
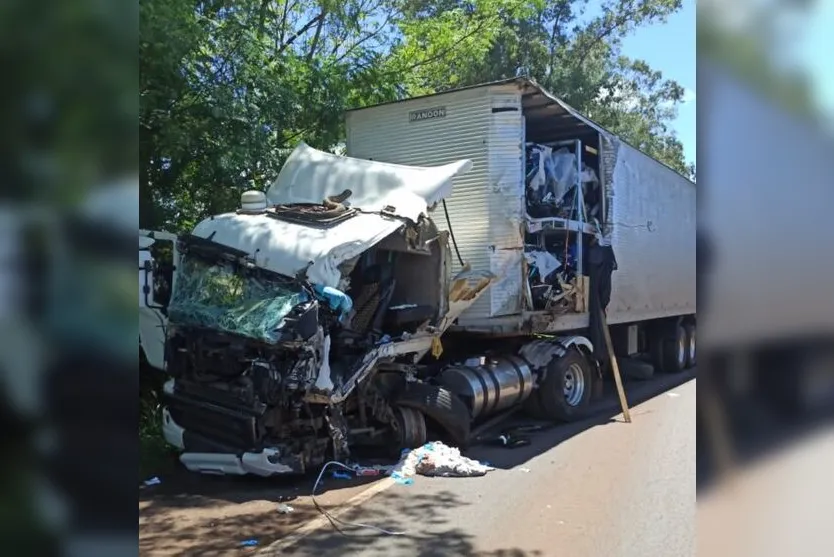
[345,86,525,319]
[482,87,525,317]
[346,80,696,330]
[606,138,697,324]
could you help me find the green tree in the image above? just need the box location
[697,3,817,118]
[390,0,691,174]
[140,0,694,232]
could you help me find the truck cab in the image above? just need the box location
[141,143,496,475]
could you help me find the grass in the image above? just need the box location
[139,385,178,481]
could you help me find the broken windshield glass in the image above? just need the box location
[167,253,309,343]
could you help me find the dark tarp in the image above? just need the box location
[586,243,618,364]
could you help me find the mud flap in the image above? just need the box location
[393,382,471,448]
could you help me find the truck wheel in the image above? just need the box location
[684,323,696,368]
[391,406,427,451]
[522,383,549,419]
[620,358,655,380]
[394,383,471,447]
[655,324,687,373]
[533,349,593,422]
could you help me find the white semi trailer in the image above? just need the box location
[141,78,696,476]
[345,77,696,378]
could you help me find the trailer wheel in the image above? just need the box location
[533,349,593,422]
[654,324,687,373]
[684,323,696,368]
[391,406,427,451]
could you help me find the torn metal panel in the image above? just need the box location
[192,211,406,288]
[267,142,473,223]
[192,144,474,288]
[445,267,496,323]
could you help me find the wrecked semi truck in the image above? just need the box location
[139,78,695,476]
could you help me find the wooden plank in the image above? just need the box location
[599,307,632,423]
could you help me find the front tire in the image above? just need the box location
[529,349,593,422]
[391,406,427,452]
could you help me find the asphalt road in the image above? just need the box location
[260,371,696,557]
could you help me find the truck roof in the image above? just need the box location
[346,76,695,185]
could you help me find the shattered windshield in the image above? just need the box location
[167,253,309,343]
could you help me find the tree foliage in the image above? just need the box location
[697,3,817,119]
[141,0,693,231]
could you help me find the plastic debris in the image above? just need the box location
[489,434,531,448]
[352,464,393,477]
[313,284,353,321]
[240,539,259,547]
[517,467,531,473]
[143,477,161,486]
[332,471,352,480]
[390,441,494,482]
[524,250,562,281]
[277,503,294,514]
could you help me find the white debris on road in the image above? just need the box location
[390,441,494,483]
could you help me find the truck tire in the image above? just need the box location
[531,349,593,422]
[684,323,696,368]
[620,358,655,380]
[654,324,687,373]
[394,383,471,447]
[391,406,427,451]
[522,383,549,419]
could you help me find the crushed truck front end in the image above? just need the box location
[154,143,499,475]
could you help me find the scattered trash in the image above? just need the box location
[240,539,258,547]
[488,434,531,448]
[143,477,161,487]
[391,474,414,485]
[332,471,352,480]
[524,250,562,281]
[667,392,681,398]
[391,441,495,481]
[517,467,531,473]
[277,503,294,514]
[352,464,392,477]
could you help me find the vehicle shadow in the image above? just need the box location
[258,488,542,557]
[139,369,693,555]
[462,369,696,471]
[139,464,384,555]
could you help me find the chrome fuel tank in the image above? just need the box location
[439,355,534,420]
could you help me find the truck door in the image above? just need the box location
[139,230,177,371]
